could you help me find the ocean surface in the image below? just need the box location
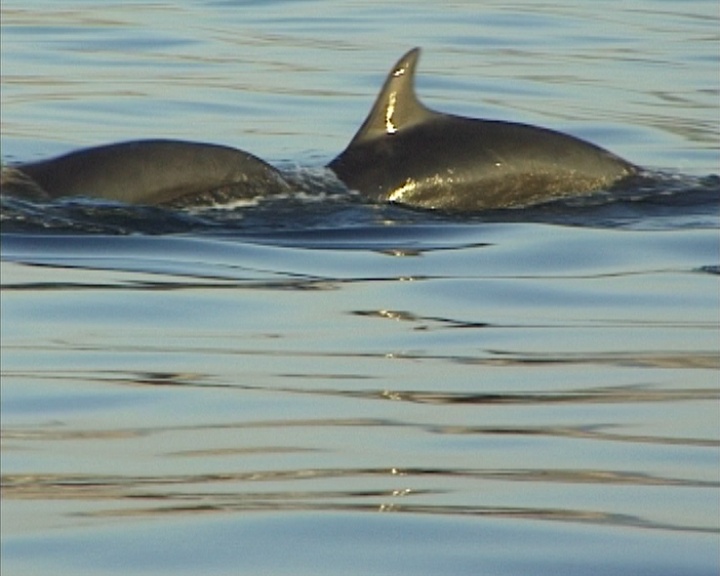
[1,1,719,575]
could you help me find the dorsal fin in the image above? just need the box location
[347,47,435,146]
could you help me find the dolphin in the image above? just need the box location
[328,48,639,211]
[1,139,290,206]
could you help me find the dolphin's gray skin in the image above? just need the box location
[2,139,290,206]
[328,48,639,211]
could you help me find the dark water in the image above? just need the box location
[2,1,719,575]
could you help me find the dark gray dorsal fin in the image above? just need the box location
[347,47,435,146]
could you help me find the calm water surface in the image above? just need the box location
[1,1,719,575]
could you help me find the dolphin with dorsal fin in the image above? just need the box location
[2,139,290,206]
[328,48,639,211]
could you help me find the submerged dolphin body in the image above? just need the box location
[329,48,639,211]
[2,139,290,206]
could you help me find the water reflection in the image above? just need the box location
[3,468,716,533]
[4,416,716,450]
[5,366,718,401]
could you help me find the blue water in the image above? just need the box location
[1,1,719,575]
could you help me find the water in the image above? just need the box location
[1,1,719,575]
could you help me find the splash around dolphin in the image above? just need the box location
[328,48,639,211]
[1,139,290,207]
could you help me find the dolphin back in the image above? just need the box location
[6,140,289,206]
[329,48,638,211]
